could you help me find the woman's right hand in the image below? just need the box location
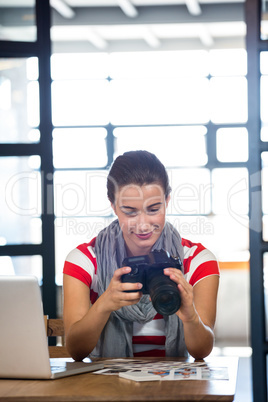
[63,267,142,360]
[99,266,143,313]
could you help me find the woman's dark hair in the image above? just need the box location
[107,150,171,204]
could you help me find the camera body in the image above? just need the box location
[121,249,183,316]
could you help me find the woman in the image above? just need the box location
[63,150,219,361]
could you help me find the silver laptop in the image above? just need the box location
[0,275,103,379]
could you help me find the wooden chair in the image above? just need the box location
[44,316,71,358]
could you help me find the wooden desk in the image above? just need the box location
[0,357,238,402]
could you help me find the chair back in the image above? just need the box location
[44,316,70,358]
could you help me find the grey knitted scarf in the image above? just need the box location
[91,219,188,358]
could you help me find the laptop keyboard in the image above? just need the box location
[50,365,65,373]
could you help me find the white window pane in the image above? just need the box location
[28,129,40,142]
[263,253,268,339]
[27,81,39,127]
[209,215,249,262]
[0,157,42,245]
[0,57,40,143]
[212,168,249,215]
[55,216,114,285]
[167,215,214,246]
[0,255,42,282]
[26,57,39,81]
[51,80,109,126]
[262,152,268,214]
[261,126,268,141]
[110,78,209,125]
[114,126,207,167]
[54,170,111,217]
[167,215,249,262]
[0,1,36,42]
[210,77,248,124]
[263,215,268,241]
[261,19,268,40]
[209,49,247,76]
[53,128,107,168]
[51,53,109,80]
[0,217,41,246]
[110,50,209,78]
[167,168,211,215]
[260,51,268,75]
[216,128,248,162]
[262,152,268,167]
[261,76,268,123]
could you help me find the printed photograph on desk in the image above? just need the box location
[94,359,148,375]
[201,366,230,380]
[94,360,229,381]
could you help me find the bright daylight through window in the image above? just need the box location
[0,48,253,285]
[46,49,249,284]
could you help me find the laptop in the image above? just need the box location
[0,275,103,379]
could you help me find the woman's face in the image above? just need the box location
[112,183,170,257]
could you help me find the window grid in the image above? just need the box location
[0,0,56,320]
[51,53,249,275]
[0,1,251,343]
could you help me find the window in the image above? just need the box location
[216,128,248,162]
[0,57,39,143]
[50,49,249,283]
[1,156,42,245]
[114,126,207,166]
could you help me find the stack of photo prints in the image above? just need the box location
[94,359,229,382]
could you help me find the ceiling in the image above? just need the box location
[0,0,251,52]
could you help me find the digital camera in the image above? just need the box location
[121,249,183,316]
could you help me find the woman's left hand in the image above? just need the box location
[164,267,219,360]
[163,268,197,323]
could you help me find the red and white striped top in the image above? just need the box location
[63,237,219,357]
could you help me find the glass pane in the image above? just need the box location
[110,78,209,125]
[0,255,42,284]
[0,156,41,245]
[260,51,268,75]
[0,156,42,245]
[0,2,36,42]
[168,214,249,262]
[210,77,248,123]
[209,215,249,262]
[110,50,209,78]
[27,57,39,80]
[261,126,268,141]
[54,170,111,217]
[51,53,109,80]
[212,168,249,215]
[262,152,268,214]
[53,128,107,168]
[264,253,268,341]
[114,126,207,167]
[55,216,114,285]
[209,49,247,76]
[27,80,40,127]
[261,1,268,40]
[261,76,268,124]
[263,215,268,241]
[0,58,40,142]
[167,168,211,215]
[51,80,109,126]
[167,215,214,246]
[216,128,248,162]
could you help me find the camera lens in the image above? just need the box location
[151,287,181,316]
[147,268,181,315]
